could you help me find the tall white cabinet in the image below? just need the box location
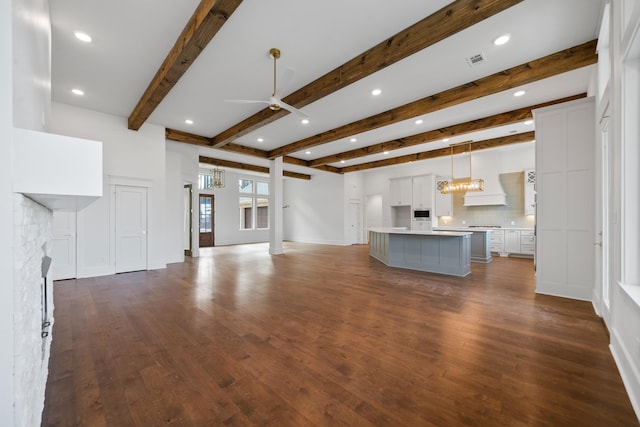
[534,97,595,300]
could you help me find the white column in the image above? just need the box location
[0,0,14,423]
[269,156,284,254]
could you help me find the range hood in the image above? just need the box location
[463,151,506,206]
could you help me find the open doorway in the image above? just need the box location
[199,194,215,247]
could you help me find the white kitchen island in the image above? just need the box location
[369,228,472,277]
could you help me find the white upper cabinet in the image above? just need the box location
[435,177,453,217]
[389,177,412,206]
[412,175,433,209]
[524,169,536,216]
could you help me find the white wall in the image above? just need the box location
[7,0,54,425]
[606,0,640,418]
[50,102,168,276]
[166,141,199,261]
[12,0,50,132]
[283,172,347,245]
[0,0,14,423]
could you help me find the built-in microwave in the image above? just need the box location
[413,209,431,221]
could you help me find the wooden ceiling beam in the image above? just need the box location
[339,132,535,173]
[269,40,597,159]
[308,93,586,167]
[166,128,269,157]
[166,128,344,174]
[209,0,524,148]
[165,128,211,146]
[128,0,244,130]
[198,156,311,180]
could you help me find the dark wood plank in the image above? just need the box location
[128,0,244,130]
[43,243,638,426]
[268,40,598,159]
[210,0,524,148]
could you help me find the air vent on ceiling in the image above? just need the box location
[466,52,487,67]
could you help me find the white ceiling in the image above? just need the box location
[50,0,604,175]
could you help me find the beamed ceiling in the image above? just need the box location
[51,0,603,180]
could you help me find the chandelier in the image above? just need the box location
[440,141,484,194]
[211,165,225,188]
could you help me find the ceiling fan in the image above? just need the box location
[226,48,309,120]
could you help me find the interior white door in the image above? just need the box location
[115,185,148,273]
[51,211,76,280]
[348,201,361,244]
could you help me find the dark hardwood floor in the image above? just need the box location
[43,243,638,426]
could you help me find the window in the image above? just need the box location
[239,179,269,230]
[198,174,214,190]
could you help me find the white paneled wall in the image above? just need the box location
[534,97,595,300]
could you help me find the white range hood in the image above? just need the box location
[463,151,507,206]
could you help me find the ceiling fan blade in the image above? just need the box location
[225,99,270,105]
[276,67,296,97]
[279,100,309,120]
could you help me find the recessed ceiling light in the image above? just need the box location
[74,31,92,43]
[257,138,264,142]
[185,119,193,125]
[350,138,357,143]
[513,90,526,97]
[301,118,309,124]
[371,88,382,96]
[305,151,311,155]
[383,151,389,155]
[443,138,450,142]
[71,88,84,96]
[340,160,345,164]
[494,34,510,46]
[415,119,423,125]
[524,120,534,125]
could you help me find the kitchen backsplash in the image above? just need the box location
[439,172,536,229]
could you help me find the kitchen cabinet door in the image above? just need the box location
[505,230,521,254]
[412,175,433,209]
[390,177,412,206]
[435,178,453,217]
[490,229,504,254]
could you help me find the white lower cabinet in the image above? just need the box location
[490,229,504,253]
[519,230,536,255]
[490,229,535,257]
[505,230,520,254]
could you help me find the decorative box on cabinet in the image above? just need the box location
[390,177,412,206]
[435,178,453,217]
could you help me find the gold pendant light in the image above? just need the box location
[440,141,484,194]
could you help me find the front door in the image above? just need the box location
[199,195,214,247]
[115,185,148,273]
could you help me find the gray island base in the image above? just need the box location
[369,228,472,277]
